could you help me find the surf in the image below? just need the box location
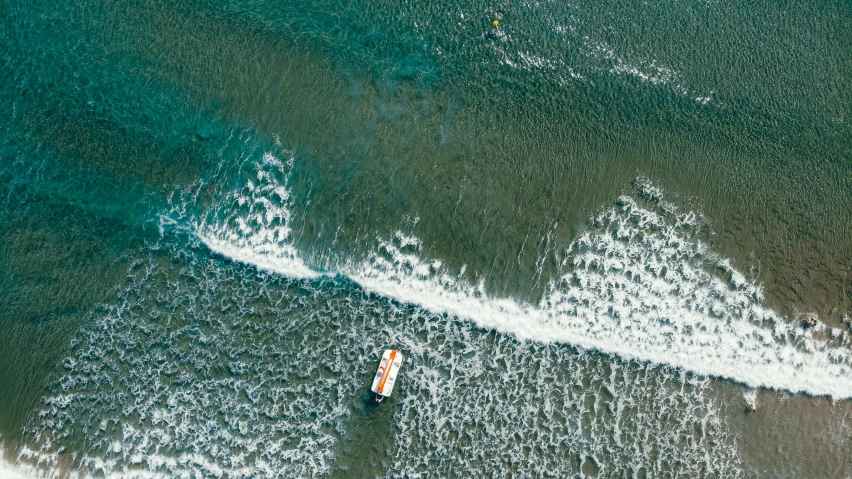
[16,242,741,478]
[188,152,852,399]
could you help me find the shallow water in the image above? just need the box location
[1,0,851,477]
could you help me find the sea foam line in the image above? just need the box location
[17,236,739,478]
[186,152,852,398]
[338,199,852,399]
[196,232,319,280]
[0,442,52,479]
[198,207,852,398]
[0,459,38,479]
[173,149,320,280]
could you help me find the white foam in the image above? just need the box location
[0,442,51,479]
[19,253,740,477]
[345,198,852,398]
[389,336,740,476]
[18,249,350,478]
[197,232,319,280]
[0,459,40,479]
[196,152,320,280]
[194,167,852,398]
[164,145,319,280]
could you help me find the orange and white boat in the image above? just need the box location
[371,349,403,402]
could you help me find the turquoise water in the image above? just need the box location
[1,0,851,477]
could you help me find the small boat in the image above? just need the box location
[371,349,403,403]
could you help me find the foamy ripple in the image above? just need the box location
[189,152,852,399]
[15,150,848,477]
[16,240,740,477]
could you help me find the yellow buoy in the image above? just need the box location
[493,20,499,27]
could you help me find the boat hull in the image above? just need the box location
[371,349,403,398]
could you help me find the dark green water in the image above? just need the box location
[1,0,851,477]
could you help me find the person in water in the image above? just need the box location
[749,402,757,412]
[807,317,817,328]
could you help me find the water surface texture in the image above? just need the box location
[1,0,851,477]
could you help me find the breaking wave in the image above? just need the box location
[14,240,741,478]
[192,151,852,399]
[350,198,852,398]
[0,443,37,479]
[193,151,319,280]
[9,147,846,478]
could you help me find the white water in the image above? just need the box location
[346,198,852,398]
[0,442,45,479]
[482,3,716,104]
[0,460,39,479]
[192,156,852,399]
[18,242,740,478]
[14,149,842,478]
[194,151,319,280]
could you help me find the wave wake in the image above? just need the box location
[192,154,852,399]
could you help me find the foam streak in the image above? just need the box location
[196,171,852,398]
[182,148,851,398]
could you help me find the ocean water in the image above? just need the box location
[1,0,851,477]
